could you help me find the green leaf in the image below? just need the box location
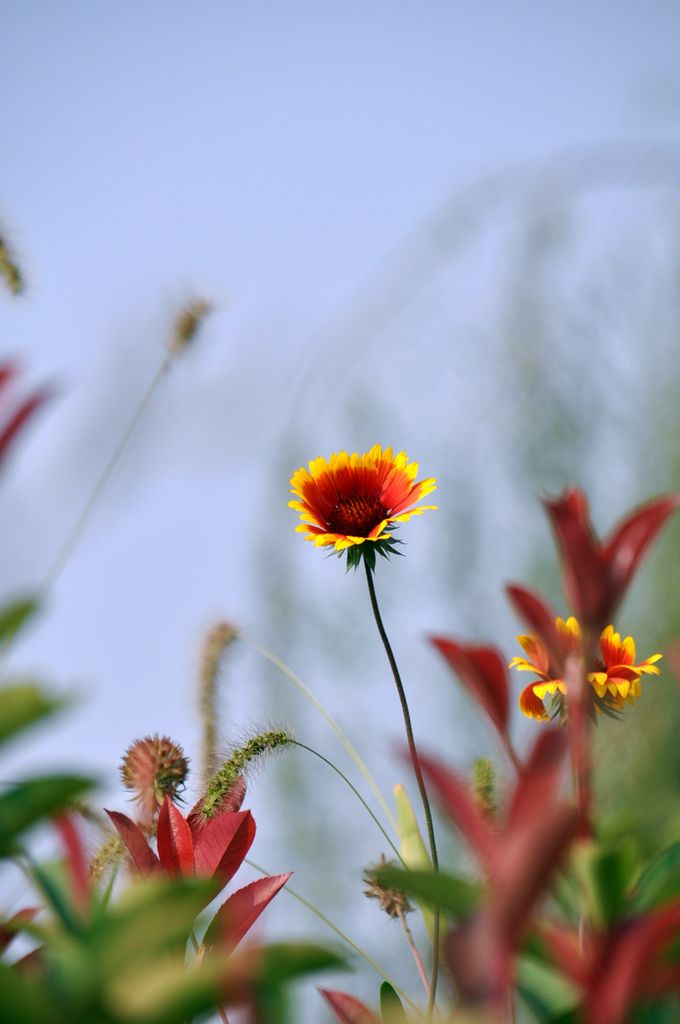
[0,598,40,648]
[103,951,233,1024]
[517,954,580,1018]
[0,775,94,855]
[256,942,346,984]
[572,840,638,929]
[88,876,214,978]
[380,981,408,1023]
[393,783,433,936]
[0,962,54,1024]
[0,683,67,748]
[631,841,680,912]
[26,858,83,936]
[372,865,480,917]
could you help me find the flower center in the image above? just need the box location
[328,495,388,537]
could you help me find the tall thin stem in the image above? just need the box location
[292,740,404,863]
[43,354,173,592]
[363,562,440,1020]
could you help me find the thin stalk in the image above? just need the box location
[43,353,173,592]
[363,563,440,1021]
[397,907,431,1004]
[292,740,404,863]
[246,858,420,1014]
[246,637,399,833]
[190,931,229,1024]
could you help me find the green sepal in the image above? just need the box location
[342,535,403,573]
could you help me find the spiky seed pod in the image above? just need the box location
[201,729,293,820]
[471,757,497,823]
[364,855,413,919]
[198,621,238,783]
[168,298,212,355]
[120,734,189,818]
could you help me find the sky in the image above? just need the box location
[2,2,680,1016]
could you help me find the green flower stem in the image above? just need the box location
[363,562,440,1021]
[247,637,399,833]
[246,858,420,1014]
[292,740,404,864]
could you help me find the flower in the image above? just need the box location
[289,444,437,567]
[509,617,662,721]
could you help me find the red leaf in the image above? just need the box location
[430,636,509,738]
[602,494,680,621]
[157,796,195,875]
[505,584,567,668]
[54,814,89,913]
[415,751,498,874]
[0,907,39,953]
[542,924,590,988]
[320,989,381,1023]
[0,362,18,393]
[193,810,256,885]
[506,729,568,832]
[444,914,506,1006]
[587,900,680,1024]
[0,387,51,467]
[205,872,291,952]
[544,488,606,626]
[493,802,579,947]
[105,809,160,874]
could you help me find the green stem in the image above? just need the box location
[363,562,440,1021]
[247,637,399,833]
[292,740,404,864]
[246,858,419,1013]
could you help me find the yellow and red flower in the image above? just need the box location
[289,445,437,565]
[509,617,662,721]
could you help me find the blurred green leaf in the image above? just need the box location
[517,954,579,1019]
[0,962,54,1024]
[255,942,346,985]
[572,840,637,929]
[0,598,40,649]
[88,876,214,978]
[27,858,83,936]
[103,952,232,1024]
[631,841,680,912]
[373,865,480,918]
[0,684,66,748]
[0,775,93,855]
[380,981,408,1023]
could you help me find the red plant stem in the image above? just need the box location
[364,563,440,1021]
[502,734,523,776]
[397,908,431,1004]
